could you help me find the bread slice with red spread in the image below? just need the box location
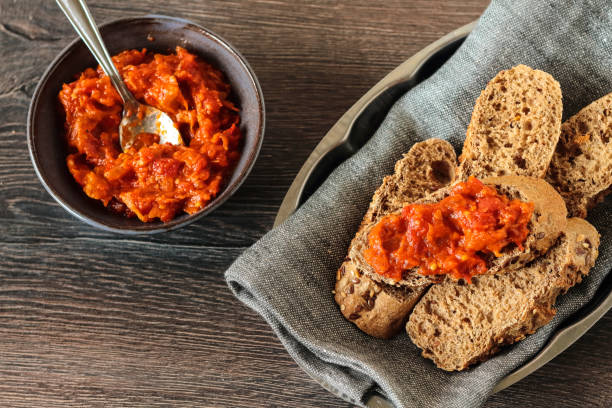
[407,217,600,371]
[456,65,563,180]
[349,176,568,287]
[335,139,457,339]
[546,92,612,217]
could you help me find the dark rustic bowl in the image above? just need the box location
[27,15,265,234]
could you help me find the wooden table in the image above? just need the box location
[0,0,610,406]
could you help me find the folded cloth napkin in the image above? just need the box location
[225,0,612,406]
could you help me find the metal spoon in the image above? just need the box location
[56,0,183,151]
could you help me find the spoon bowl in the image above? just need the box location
[57,0,183,152]
[119,104,183,151]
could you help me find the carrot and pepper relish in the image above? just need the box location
[59,47,241,222]
[363,177,534,282]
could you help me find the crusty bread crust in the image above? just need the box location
[546,92,612,217]
[335,139,456,338]
[407,218,600,371]
[350,176,567,287]
[457,65,562,180]
[335,259,427,338]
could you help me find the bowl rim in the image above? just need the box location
[27,14,265,234]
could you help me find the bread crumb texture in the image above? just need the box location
[458,65,562,180]
[407,218,599,371]
[546,92,612,217]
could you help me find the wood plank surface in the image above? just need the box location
[0,0,609,407]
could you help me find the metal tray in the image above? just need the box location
[273,21,612,405]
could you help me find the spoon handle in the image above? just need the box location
[56,0,139,109]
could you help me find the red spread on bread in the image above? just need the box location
[363,177,534,282]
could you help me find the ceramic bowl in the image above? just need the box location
[27,15,264,234]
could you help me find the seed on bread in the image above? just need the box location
[407,218,600,371]
[546,92,612,217]
[457,65,563,180]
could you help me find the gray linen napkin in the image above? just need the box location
[225,1,612,407]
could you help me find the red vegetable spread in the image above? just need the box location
[363,177,534,282]
[59,47,241,222]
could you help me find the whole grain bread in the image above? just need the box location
[407,218,600,371]
[335,139,457,339]
[457,65,563,180]
[546,92,612,217]
[350,175,568,287]
[335,259,427,338]
[358,139,457,228]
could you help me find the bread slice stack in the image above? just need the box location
[408,218,599,371]
[334,139,457,339]
[336,65,609,369]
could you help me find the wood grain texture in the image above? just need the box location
[0,0,610,407]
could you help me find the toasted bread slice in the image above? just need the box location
[457,65,562,180]
[546,92,612,217]
[407,218,600,371]
[350,176,568,287]
[335,139,457,339]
